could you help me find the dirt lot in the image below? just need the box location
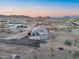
[0,29,79,59]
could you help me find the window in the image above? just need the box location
[40,30,43,32]
[36,32,39,36]
[32,33,35,36]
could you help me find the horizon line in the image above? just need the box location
[0,14,79,17]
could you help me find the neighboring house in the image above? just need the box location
[6,23,31,31]
[72,22,79,26]
[28,26,49,41]
[63,22,74,27]
[58,23,74,29]
[6,24,17,29]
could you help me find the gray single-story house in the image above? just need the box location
[28,26,49,40]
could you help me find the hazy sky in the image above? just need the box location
[0,0,79,17]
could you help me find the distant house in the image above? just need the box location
[72,22,79,26]
[6,24,17,29]
[58,22,74,29]
[28,26,49,41]
[6,22,31,30]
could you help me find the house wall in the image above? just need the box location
[31,27,49,40]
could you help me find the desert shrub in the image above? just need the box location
[72,51,79,59]
[49,47,55,56]
[65,39,72,46]
[6,29,12,34]
[0,29,6,32]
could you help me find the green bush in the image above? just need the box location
[6,29,12,34]
[0,29,6,32]
[65,39,72,46]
